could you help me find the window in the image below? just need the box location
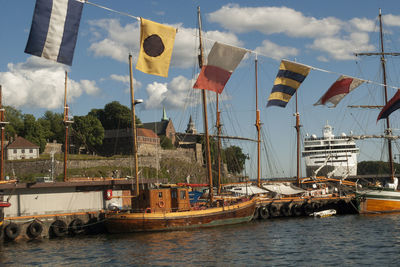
[158,192,163,198]
[180,191,186,200]
[29,149,33,153]
[13,149,17,154]
[22,149,25,153]
[171,190,177,199]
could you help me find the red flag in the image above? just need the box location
[193,42,247,94]
[377,89,400,121]
[314,75,364,107]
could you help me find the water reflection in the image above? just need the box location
[1,215,400,265]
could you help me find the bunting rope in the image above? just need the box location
[197,34,399,90]
[78,0,398,91]
[280,59,400,90]
[81,0,140,21]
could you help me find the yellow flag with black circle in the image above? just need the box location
[136,18,176,77]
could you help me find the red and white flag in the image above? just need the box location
[193,42,247,94]
[314,75,364,107]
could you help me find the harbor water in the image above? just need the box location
[1,214,400,266]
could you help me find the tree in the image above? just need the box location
[4,106,24,140]
[21,114,47,153]
[357,161,394,175]
[38,111,64,143]
[223,145,247,174]
[89,101,141,130]
[160,135,174,149]
[71,114,104,153]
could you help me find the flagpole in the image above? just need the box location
[129,55,140,197]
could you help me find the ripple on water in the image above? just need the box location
[1,214,400,266]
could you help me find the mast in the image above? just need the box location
[63,71,72,182]
[295,91,301,185]
[255,57,261,187]
[355,9,400,182]
[197,6,214,203]
[216,93,222,195]
[129,54,140,196]
[378,9,395,182]
[0,86,5,181]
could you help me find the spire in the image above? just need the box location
[161,107,168,121]
[186,115,197,134]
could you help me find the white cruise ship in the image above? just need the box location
[302,123,359,178]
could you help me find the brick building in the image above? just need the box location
[102,127,160,156]
[142,107,176,144]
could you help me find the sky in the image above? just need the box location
[1,0,400,178]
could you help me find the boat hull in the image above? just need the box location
[105,199,256,233]
[357,189,400,214]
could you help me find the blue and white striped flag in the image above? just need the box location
[25,0,84,66]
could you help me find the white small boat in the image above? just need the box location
[310,209,336,218]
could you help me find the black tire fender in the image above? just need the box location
[50,220,67,238]
[280,204,291,217]
[27,221,43,239]
[269,204,280,217]
[291,204,303,216]
[259,206,270,219]
[4,222,20,241]
[69,218,84,235]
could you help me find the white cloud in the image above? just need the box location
[349,18,376,32]
[206,4,391,62]
[110,74,142,89]
[110,74,130,84]
[88,19,138,62]
[207,4,342,38]
[145,82,168,109]
[145,75,199,110]
[79,80,100,95]
[309,32,375,60]
[383,14,400,27]
[0,57,100,109]
[255,40,298,61]
[87,19,244,69]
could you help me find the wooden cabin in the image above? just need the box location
[133,187,191,213]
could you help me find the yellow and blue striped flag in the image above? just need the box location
[267,60,311,108]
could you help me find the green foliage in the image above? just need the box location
[21,114,47,153]
[4,106,23,140]
[160,135,174,149]
[89,101,142,130]
[224,145,248,174]
[199,136,217,163]
[199,136,247,175]
[357,161,400,175]
[38,111,64,143]
[72,114,104,153]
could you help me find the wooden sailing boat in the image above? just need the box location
[353,9,400,214]
[104,9,256,233]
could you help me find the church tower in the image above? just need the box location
[161,107,169,121]
[186,115,197,134]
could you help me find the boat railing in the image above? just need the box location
[305,136,352,141]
